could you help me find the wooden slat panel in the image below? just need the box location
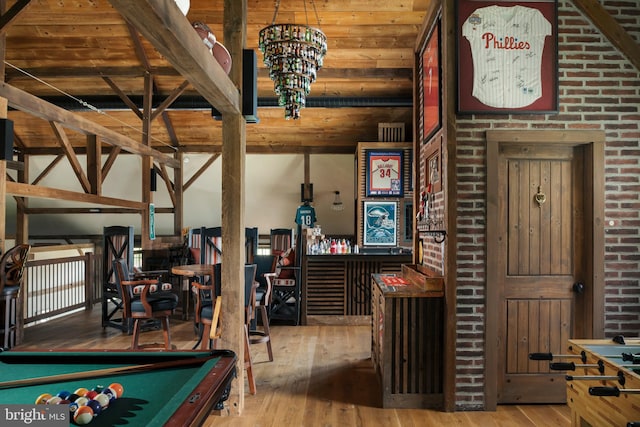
[306,260,345,315]
[388,296,443,395]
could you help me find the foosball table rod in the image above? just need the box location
[529,351,587,363]
[589,386,640,397]
[550,360,604,373]
[566,370,626,385]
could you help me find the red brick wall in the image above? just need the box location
[451,0,640,409]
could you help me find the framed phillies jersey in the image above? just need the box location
[456,0,558,114]
[365,150,404,196]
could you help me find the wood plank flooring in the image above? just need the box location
[17,309,571,427]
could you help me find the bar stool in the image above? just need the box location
[0,244,31,349]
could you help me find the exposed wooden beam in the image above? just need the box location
[0,0,33,33]
[572,0,640,71]
[108,0,241,116]
[102,76,144,120]
[6,181,146,209]
[151,80,190,122]
[49,121,91,193]
[6,66,412,81]
[0,82,180,167]
[184,154,219,191]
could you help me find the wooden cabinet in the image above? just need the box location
[302,253,411,325]
[371,272,444,408]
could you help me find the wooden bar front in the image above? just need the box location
[302,253,411,325]
[371,270,444,408]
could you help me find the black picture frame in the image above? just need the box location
[456,0,559,114]
[365,150,404,197]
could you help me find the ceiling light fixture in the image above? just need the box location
[259,0,327,120]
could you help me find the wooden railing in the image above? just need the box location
[23,245,102,325]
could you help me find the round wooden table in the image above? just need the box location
[171,264,216,319]
[171,264,215,278]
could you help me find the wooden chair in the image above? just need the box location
[268,229,301,325]
[193,264,259,394]
[193,264,222,350]
[243,264,258,394]
[249,269,273,362]
[112,258,178,350]
[0,244,30,348]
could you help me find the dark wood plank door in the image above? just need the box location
[496,144,586,404]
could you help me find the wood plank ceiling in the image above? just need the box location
[3,0,428,156]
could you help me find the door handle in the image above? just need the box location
[573,282,585,294]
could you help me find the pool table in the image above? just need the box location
[0,349,236,426]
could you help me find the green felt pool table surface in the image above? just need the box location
[0,349,236,427]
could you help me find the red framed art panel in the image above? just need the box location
[456,0,558,114]
[420,18,442,142]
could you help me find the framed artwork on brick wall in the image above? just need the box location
[425,138,442,194]
[456,0,559,114]
[419,17,442,142]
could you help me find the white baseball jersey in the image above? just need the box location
[462,5,551,108]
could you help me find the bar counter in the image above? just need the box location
[301,251,411,325]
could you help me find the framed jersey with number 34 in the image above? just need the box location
[365,150,404,197]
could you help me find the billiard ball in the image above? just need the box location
[91,385,104,393]
[86,399,102,416]
[73,406,94,425]
[57,390,70,400]
[94,393,110,409]
[74,396,89,407]
[108,383,124,398]
[35,393,52,404]
[102,388,116,401]
[68,401,79,414]
[67,393,79,402]
[85,390,98,400]
[74,387,89,397]
[46,396,62,405]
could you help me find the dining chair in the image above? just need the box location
[193,264,259,394]
[112,258,178,350]
[0,244,30,348]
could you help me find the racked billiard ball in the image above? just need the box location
[35,393,52,405]
[108,383,124,398]
[74,387,89,397]
[73,406,94,425]
[86,399,102,416]
[94,393,110,409]
[46,396,62,405]
[74,396,89,407]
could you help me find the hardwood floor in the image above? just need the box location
[18,309,571,427]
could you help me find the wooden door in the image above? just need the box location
[497,144,585,403]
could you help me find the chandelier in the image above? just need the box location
[258,0,327,120]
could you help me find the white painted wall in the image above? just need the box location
[6,152,355,237]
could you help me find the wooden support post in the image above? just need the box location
[221,0,247,414]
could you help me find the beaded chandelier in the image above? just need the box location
[258,0,327,120]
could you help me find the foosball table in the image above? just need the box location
[531,337,640,427]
